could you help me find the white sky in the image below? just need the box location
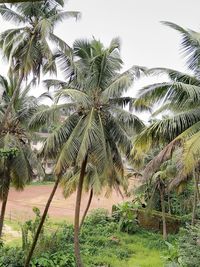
[0,0,200,119]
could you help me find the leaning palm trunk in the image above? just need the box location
[24,175,61,267]
[1,72,24,127]
[79,188,93,229]
[159,183,167,240]
[74,156,88,267]
[0,175,11,238]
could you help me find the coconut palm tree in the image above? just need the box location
[132,22,200,181]
[131,22,200,229]
[0,0,80,125]
[0,73,44,238]
[27,38,145,267]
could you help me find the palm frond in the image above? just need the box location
[111,107,145,133]
[162,21,200,75]
[55,88,92,107]
[28,103,74,130]
[0,4,26,24]
[102,66,145,100]
[42,113,79,159]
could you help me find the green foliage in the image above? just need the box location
[0,208,169,267]
[84,208,109,225]
[112,202,139,234]
[31,251,75,267]
[163,241,179,264]
[0,148,18,159]
[169,182,194,217]
[0,247,24,267]
[164,224,200,267]
[21,207,45,250]
[178,224,200,267]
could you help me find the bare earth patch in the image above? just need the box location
[4,183,134,222]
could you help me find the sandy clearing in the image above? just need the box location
[3,183,135,222]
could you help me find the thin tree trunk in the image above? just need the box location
[74,156,88,267]
[24,175,61,267]
[1,72,24,127]
[168,194,171,215]
[0,181,10,238]
[0,167,11,239]
[192,171,198,226]
[195,173,200,202]
[191,190,197,226]
[79,188,93,229]
[159,183,167,240]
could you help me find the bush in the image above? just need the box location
[112,202,139,234]
[31,251,75,267]
[84,208,110,225]
[0,247,24,267]
[178,224,200,267]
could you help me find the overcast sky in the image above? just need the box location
[61,0,199,70]
[0,0,200,116]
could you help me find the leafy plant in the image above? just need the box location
[178,224,200,267]
[31,251,75,267]
[0,247,24,267]
[21,207,46,250]
[113,202,139,234]
[84,208,110,225]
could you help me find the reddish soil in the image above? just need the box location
[4,184,131,222]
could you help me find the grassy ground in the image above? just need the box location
[83,231,166,267]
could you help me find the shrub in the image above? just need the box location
[84,208,110,225]
[112,201,139,234]
[178,224,200,267]
[0,247,24,267]
[31,251,75,267]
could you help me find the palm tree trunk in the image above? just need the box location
[24,175,61,267]
[1,72,24,127]
[0,176,11,238]
[74,156,88,267]
[79,188,93,229]
[0,168,10,239]
[159,184,167,240]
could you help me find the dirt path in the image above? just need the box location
[3,183,136,222]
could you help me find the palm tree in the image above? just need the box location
[133,22,200,181]
[0,0,80,125]
[131,22,200,228]
[27,38,145,267]
[0,74,44,238]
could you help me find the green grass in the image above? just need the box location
[3,219,21,247]
[4,219,21,231]
[84,232,166,267]
[28,181,54,186]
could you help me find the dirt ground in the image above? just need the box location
[4,183,136,222]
